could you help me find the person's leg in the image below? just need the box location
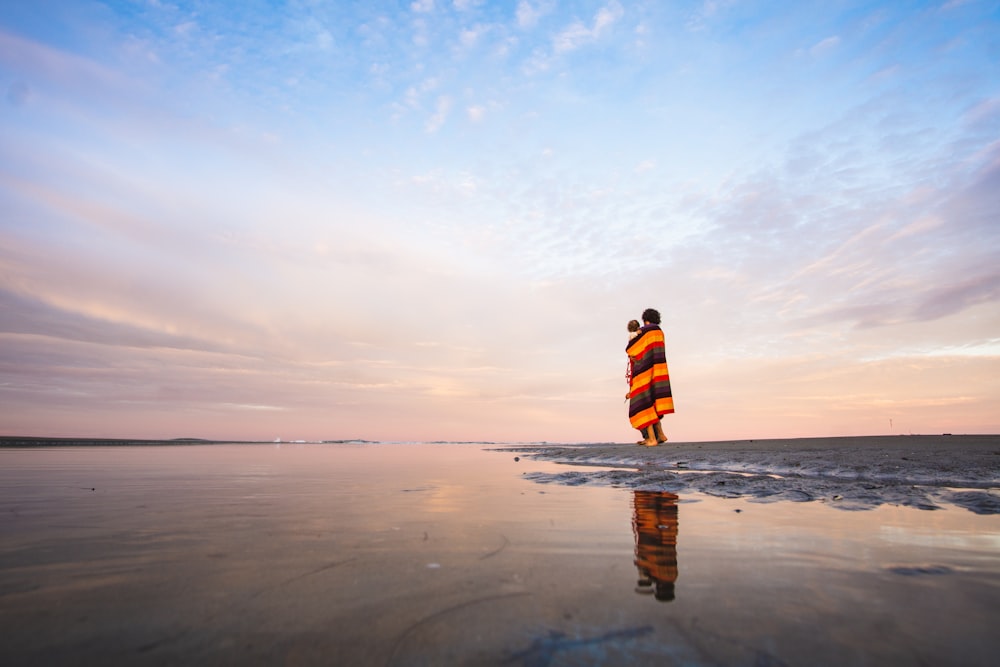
[641,426,659,446]
[653,421,667,443]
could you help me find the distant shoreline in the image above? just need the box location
[1,434,998,448]
[0,436,508,447]
[0,436,326,447]
[3,434,998,513]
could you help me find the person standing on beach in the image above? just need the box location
[626,308,674,446]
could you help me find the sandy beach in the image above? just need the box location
[1,437,998,666]
[509,434,1000,514]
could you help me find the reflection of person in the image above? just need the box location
[633,490,679,602]
[626,308,674,446]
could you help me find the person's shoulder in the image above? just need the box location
[641,325,664,339]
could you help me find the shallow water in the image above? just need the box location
[1,443,998,666]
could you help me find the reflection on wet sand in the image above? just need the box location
[632,490,679,602]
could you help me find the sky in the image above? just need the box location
[1,0,998,443]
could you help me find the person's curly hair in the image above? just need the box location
[641,308,661,324]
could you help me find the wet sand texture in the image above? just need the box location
[510,435,1000,513]
[0,440,998,665]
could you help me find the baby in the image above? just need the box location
[625,319,641,398]
[627,319,641,340]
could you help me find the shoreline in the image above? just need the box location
[505,434,1000,515]
[0,436,527,447]
[2,433,996,447]
[4,434,997,514]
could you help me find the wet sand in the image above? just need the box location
[1,439,998,666]
[509,434,1000,514]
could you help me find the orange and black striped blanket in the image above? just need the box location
[626,325,674,430]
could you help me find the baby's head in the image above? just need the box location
[627,319,641,333]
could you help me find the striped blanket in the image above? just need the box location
[626,324,674,430]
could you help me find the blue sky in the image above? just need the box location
[1,0,998,442]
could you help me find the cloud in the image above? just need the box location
[173,20,197,38]
[963,97,1000,128]
[516,1,553,29]
[594,2,625,34]
[634,159,656,174]
[412,18,430,47]
[868,64,900,83]
[426,95,453,132]
[0,288,229,355]
[459,25,486,48]
[686,0,737,31]
[467,104,485,122]
[2,1,997,442]
[809,35,841,57]
[552,1,624,54]
[396,76,441,118]
[552,21,592,54]
[406,167,479,197]
[0,29,150,108]
[911,272,1000,322]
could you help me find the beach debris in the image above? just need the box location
[734,508,742,513]
[514,456,520,462]
[887,565,953,577]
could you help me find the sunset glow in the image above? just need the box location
[1,1,997,442]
